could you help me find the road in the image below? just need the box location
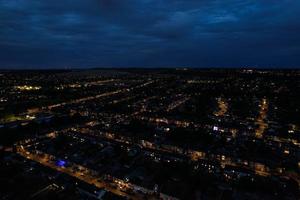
[16,146,178,200]
[255,98,268,138]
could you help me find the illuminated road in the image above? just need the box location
[16,124,300,193]
[25,80,155,114]
[16,146,178,200]
[69,127,273,178]
[166,96,190,112]
[47,89,125,109]
[255,98,268,138]
[214,98,228,117]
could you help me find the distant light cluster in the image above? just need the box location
[15,85,41,91]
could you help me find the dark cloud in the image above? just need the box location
[0,0,299,68]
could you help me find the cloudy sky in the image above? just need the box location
[0,0,299,68]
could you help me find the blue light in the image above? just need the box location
[56,159,66,167]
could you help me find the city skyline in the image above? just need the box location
[1,69,299,199]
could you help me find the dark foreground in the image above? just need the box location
[0,69,299,200]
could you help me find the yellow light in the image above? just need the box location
[284,150,290,154]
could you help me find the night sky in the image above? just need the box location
[0,0,300,68]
